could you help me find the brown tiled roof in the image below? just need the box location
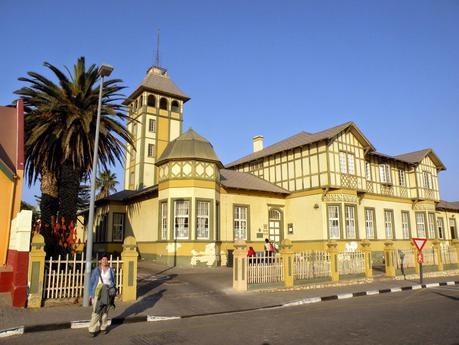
[226,122,375,168]
[124,67,190,104]
[394,148,446,170]
[436,200,459,211]
[220,169,290,195]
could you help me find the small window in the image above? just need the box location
[129,171,135,186]
[365,162,372,180]
[112,213,125,242]
[174,200,190,239]
[233,206,248,240]
[422,171,431,189]
[139,96,143,108]
[401,211,410,239]
[345,205,357,239]
[450,218,457,239]
[147,144,155,158]
[416,212,426,238]
[339,152,355,175]
[196,201,210,240]
[149,119,156,132]
[427,213,436,238]
[96,214,108,242]
[384,210,394,239]
[130,145,135,160]
[379,164,391,184]
[437,217,444,239]
[171,100,180,112]
[160,97,168,110]
[147,95,156,107]
[328,205,340,239]
[398,169,406,187]
[339,152,347,174]
[365,208,375,239]
[160,202,168,240]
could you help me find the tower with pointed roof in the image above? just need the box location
[123,65,190,190]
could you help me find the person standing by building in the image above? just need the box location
[88,254,116,337]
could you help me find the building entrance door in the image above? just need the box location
[268,209,282,246]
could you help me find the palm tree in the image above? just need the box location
[96,169,118,199]
[15,57,133,244]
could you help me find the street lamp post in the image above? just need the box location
[82,64,113,307]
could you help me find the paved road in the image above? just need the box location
[2,285,459,345]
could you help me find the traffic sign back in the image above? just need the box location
[412,238,427,252]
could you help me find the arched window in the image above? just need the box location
[147,95,156,107]
[160,97,168,110]
[139,96,143,108]
[134,100,138,109]
[269,209,281,221]
[171,100,180,112]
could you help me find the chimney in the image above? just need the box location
[252,135,264,152]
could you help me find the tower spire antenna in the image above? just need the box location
[155,29,160,67]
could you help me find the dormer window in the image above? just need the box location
[398,169,406,187]
[171,100,180,112]
[160,97,168,110]
[339,151,355,175]
[422,171,433,189]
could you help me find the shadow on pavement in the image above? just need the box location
[432,291,459,301]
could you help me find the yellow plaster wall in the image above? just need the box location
[219,192,285,242]
[126,198,158,242]
[285,193,324,241]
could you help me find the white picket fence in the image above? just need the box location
[247,254,283,284]
[44,254,123,300]
[293,251,331,280]
[422,247,437,266]
[338,251,365,275]
[440,246,458,266]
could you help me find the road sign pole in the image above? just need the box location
[420,262,423,284]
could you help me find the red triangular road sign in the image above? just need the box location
[412,238,427,252]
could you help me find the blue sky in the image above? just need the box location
[1,0,458,205]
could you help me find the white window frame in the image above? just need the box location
[437,217,444,239]
[365,162,372,180]
[148,143,155,157]
[379,164,391,184]
[365,208,375,239]
[174,200,190,240]
[384,210,394,239]
[401,211,410,239]
[149,118,156,133]
[416,212,426,238]
[233,206,248,240]
[112,213,125,242]
[422,171,431,189]
[339,152,347,174]
[398,169,406,187]
[196,201,210,240]
[328,205,341,240]
[427,213,436,239]
[345,205,356,239]
[160,202,168,240]
[450,218,457,239]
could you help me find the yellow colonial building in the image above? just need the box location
[91,64,459,267]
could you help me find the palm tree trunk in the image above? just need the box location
[40,168,59,257]
[58,161,81,226]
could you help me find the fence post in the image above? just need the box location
[452,240,459,269]
[384,241,396,278]
[280,239,294,288]
[432,240,443,271]
[327,242,339,282]
[360,240,372,278]
[232,240,248,291]
[27,234,46,308]
[121,236,138,302]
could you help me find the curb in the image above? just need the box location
[1,280,458,338]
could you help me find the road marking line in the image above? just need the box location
[337,293,353,299]
[425,283,440,288]
[147,316,181,322]
[70,320,90,329]
[366,290,379,295]
[0,326,24,338]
